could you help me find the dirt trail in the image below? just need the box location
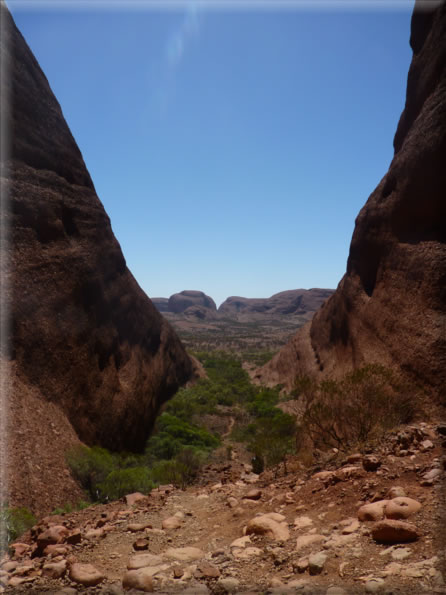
[1,421,445,594]
[222,417,235,439]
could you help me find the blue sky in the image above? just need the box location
[8,1,414,306]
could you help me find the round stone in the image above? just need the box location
[69,563,105,587]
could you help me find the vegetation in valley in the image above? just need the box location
[66,355,419,506]
[242,349,277,367]
[66,352,298,501]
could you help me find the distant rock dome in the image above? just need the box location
[168,290,217,314]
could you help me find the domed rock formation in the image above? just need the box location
[256,0,446,395]
[219,289,333,321]
[1,5,196,514]
[168,290,217,314]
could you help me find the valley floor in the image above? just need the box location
[1,422,445,594]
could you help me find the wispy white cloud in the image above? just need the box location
[150,4,202,115]
[166,4,202,69]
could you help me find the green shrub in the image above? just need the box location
[145,413,219,463]
[51,503,72,515]
[66,445,117,500]
[150,459,181,487]
[0,506,36,547]
[228,376,298,476]
[151,447,206,489]
[97,467,154,501]
[76,500,91,510]
[246,412,298,475]
[66,445,155,503]
[175,447,206,487]
[164,382,217,420]
[246,387,281,417]
[295,364,419,453]
[52,500,91,515]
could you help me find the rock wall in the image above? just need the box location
[1,5,196,513]
[256,0,446,396]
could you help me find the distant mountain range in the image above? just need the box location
[151,288,334,322]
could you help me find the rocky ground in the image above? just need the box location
[1,422,445,594]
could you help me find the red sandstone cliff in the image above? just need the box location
[0,5,196,514]
[256,0,446,396]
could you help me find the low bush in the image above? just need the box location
[51,500,90,515]
[246,387,281,417]
[67,445,155,503]
[66,445,116,501]
[295,364,419,453]
[229,379,298,475]
[51,503,73,515]
[97,468,155,501]
[151,447,206,489]
[0,506,36,547]
[145,413,219,463]
[245,411,298,476]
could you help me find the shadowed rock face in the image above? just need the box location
[1,6,195,510]
[168,290,217,314]
[257,1,446,394]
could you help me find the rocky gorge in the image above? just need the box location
[0,0,445,592]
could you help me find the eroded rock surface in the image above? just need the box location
[1,4,195,515]
[256,0,446,394]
